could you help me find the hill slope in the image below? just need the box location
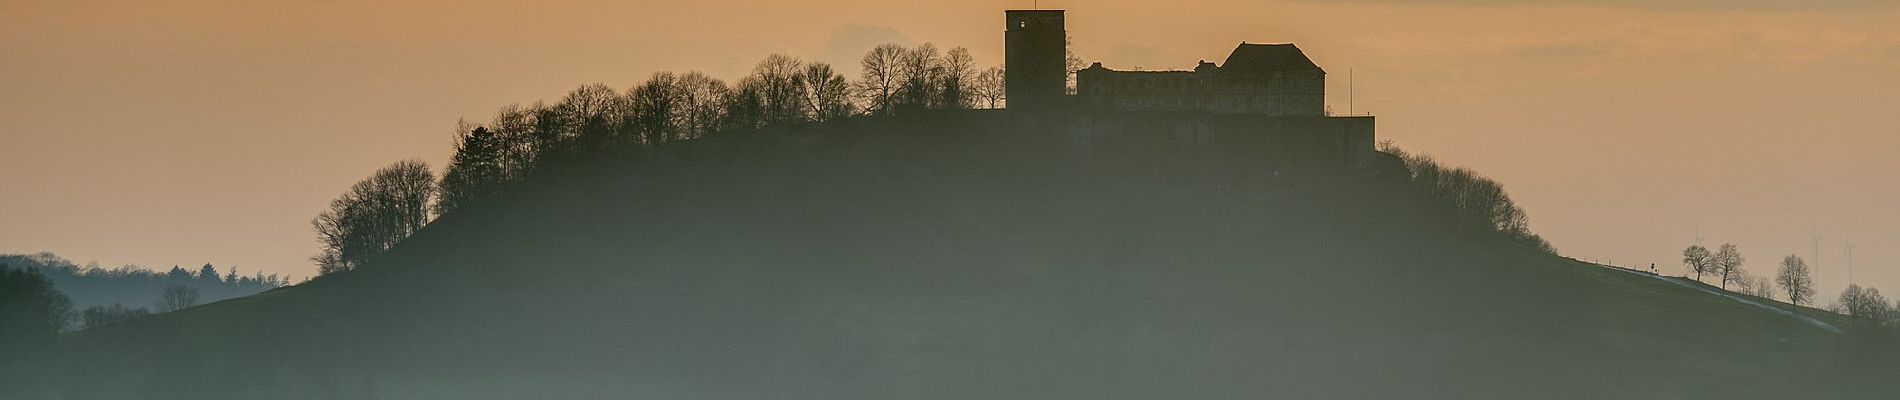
[48,114,1900,399]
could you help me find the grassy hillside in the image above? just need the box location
[43,113,1900,399]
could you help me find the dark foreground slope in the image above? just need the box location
[44,113,1900,399]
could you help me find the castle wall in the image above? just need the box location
[1075,69,1325,116]
[1063,112,1376,172]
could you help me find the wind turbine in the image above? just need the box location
[1811,230,1822,286]
[1846,241,1856,285]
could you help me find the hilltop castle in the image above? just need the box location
[1003,9,1374,169]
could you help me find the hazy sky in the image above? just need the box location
[3,0,1896,299]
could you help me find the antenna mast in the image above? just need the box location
[1348,68,1354,115]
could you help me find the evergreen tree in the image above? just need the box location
[438,126,508,215]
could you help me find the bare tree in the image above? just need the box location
[677,71,730,139]
[938,47,977,109]
[1837,284,1896,323]
[895,43,943,109]
[551,83,626,150]
[1738,275,1776,299]
[155,284,199,313]
[488,103,543,180]
[1775,255,1816,310]
[630,71,687,144]
[1681,245,1714,282]
[312,160,438,275]
[801,62,853,122]
[972,66,1007,109]
[1713,243,1745,290]
[857,43,906,114]
[755,53,809,125]
[1065,34,1084,94]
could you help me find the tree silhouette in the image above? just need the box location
[312,160,437,274]
[1713,243,1744,290]
[1065,35,1084,95]
[1385,146,1555,254]
[857,43,906,114]
[1775,255,1815,310]
[554,83,629,151]
[166,265,192,281]
[744,53,811,127]
[438,126,508,215]
[676,71,730,140]
[894,43,943,109]
[801,62,853,122]
[0,264,72,383]
[196,263,221,286]
[0,264,72,338]
[972,66,1007,109]
[1681,245,1713,282]
[631,71,689,144]
[1738,275,1776,299]
[938,47,977,109]
[1837,284,1895,323]
[418,46,1019,223]
[488,103,544,180]
[155,284,199,313]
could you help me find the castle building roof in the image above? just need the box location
[1221,43,1324,74]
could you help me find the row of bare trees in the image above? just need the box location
[1835,284,1897,324]
[1679,243,1749,289]
[1682,243,1820,307]
[326,44,1010,275]
[857,44,999,113]
[434,44,1005,216]
[1680,242,1897,324]
[1675,243,1891,322]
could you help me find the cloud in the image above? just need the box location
[820,23,914,71]
[1508,40,1613,58]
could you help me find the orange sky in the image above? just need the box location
[3,0,1897,300]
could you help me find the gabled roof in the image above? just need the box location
[1220,43,1324,74]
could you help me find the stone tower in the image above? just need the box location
[1005,10,1066,109]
